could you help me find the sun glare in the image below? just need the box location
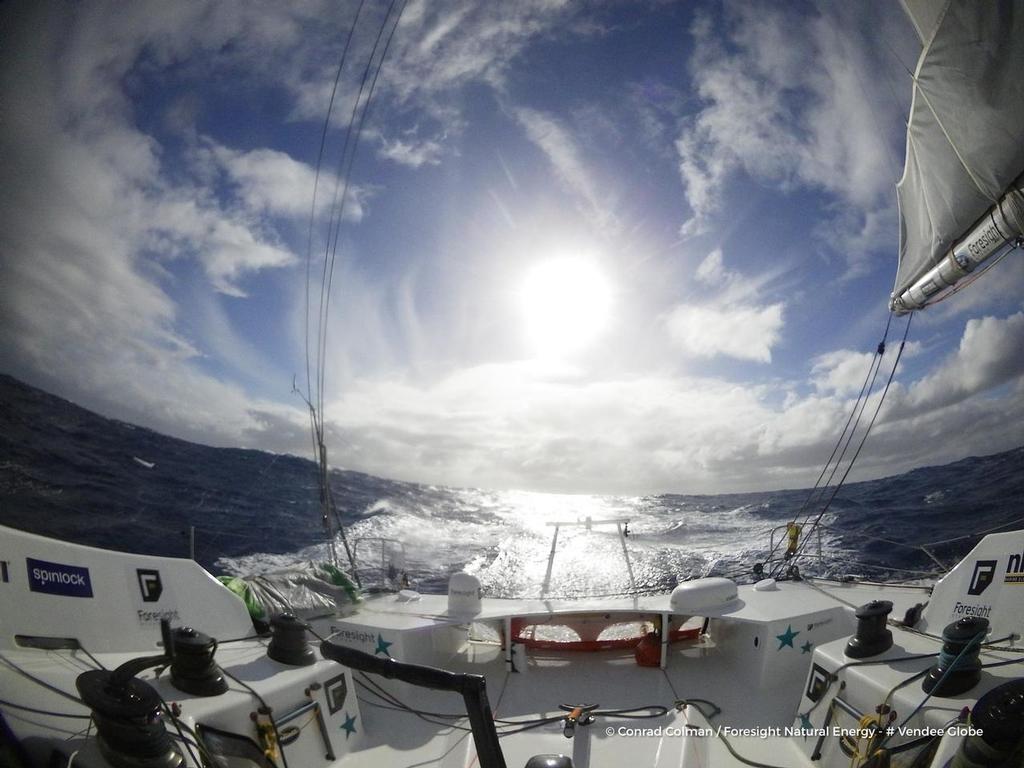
[520,258,612,357]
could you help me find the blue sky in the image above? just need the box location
[1,0,1023,494]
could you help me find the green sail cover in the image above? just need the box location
[217,575,266,620]
[217,562,360,620]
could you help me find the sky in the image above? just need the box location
[1,0,1023,495]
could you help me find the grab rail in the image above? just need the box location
[319,640,507,768]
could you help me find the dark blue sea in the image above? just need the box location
[2,373,1022,597]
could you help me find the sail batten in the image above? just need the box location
[891,1,1024,312]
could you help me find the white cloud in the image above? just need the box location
[904,313,1024,413]
[376,134,445,168]
[812,341,922,396]
[811,350,876,396]
[676,3,910,269]
[321,362,790,493]
[204,143,369,223]
[147,197,297,297]
[313,343,1022,494]
[387,1,575,102]
[0,1,313,443]
[665,303,784,363]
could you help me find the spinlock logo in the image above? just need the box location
[968,560,997,596]
[137,569,163,602]
[27,558,93,598]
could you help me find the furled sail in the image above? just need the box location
[891,0,1024,313]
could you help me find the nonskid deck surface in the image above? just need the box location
[315,643,779,767]
[324,619,1023,768]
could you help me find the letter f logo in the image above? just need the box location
[137,569,163,602]
[968,560,997,596]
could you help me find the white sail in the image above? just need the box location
[891,0,1024,313]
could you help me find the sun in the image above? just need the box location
[519,258,613,357]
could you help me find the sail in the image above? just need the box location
[891,0,1024,313]
[899,0,945,43]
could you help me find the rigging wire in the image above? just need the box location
[779,318,890,548]
[303,0,409,581]
[305,0,370,412]
[786,313,913,571]
[765,313,893,575]
[319,0,408,418]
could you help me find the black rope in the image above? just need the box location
[680,699,792,768]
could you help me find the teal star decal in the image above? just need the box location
[798,713,813,738]
[341,712,357,738]
[776,625,800,649]
[374,633,393,656]
[801,641,813,654]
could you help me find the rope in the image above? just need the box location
[880,630,987,748]
[0,698,91,719]
[680,700,795,768]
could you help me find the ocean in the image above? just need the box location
[2,373,1022,597]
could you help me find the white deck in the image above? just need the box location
[3,524,1023,768]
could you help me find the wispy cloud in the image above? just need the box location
[513,107,619,235]
[676,2,911,272]
[389,1,577,100]
[695,248,731,286]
